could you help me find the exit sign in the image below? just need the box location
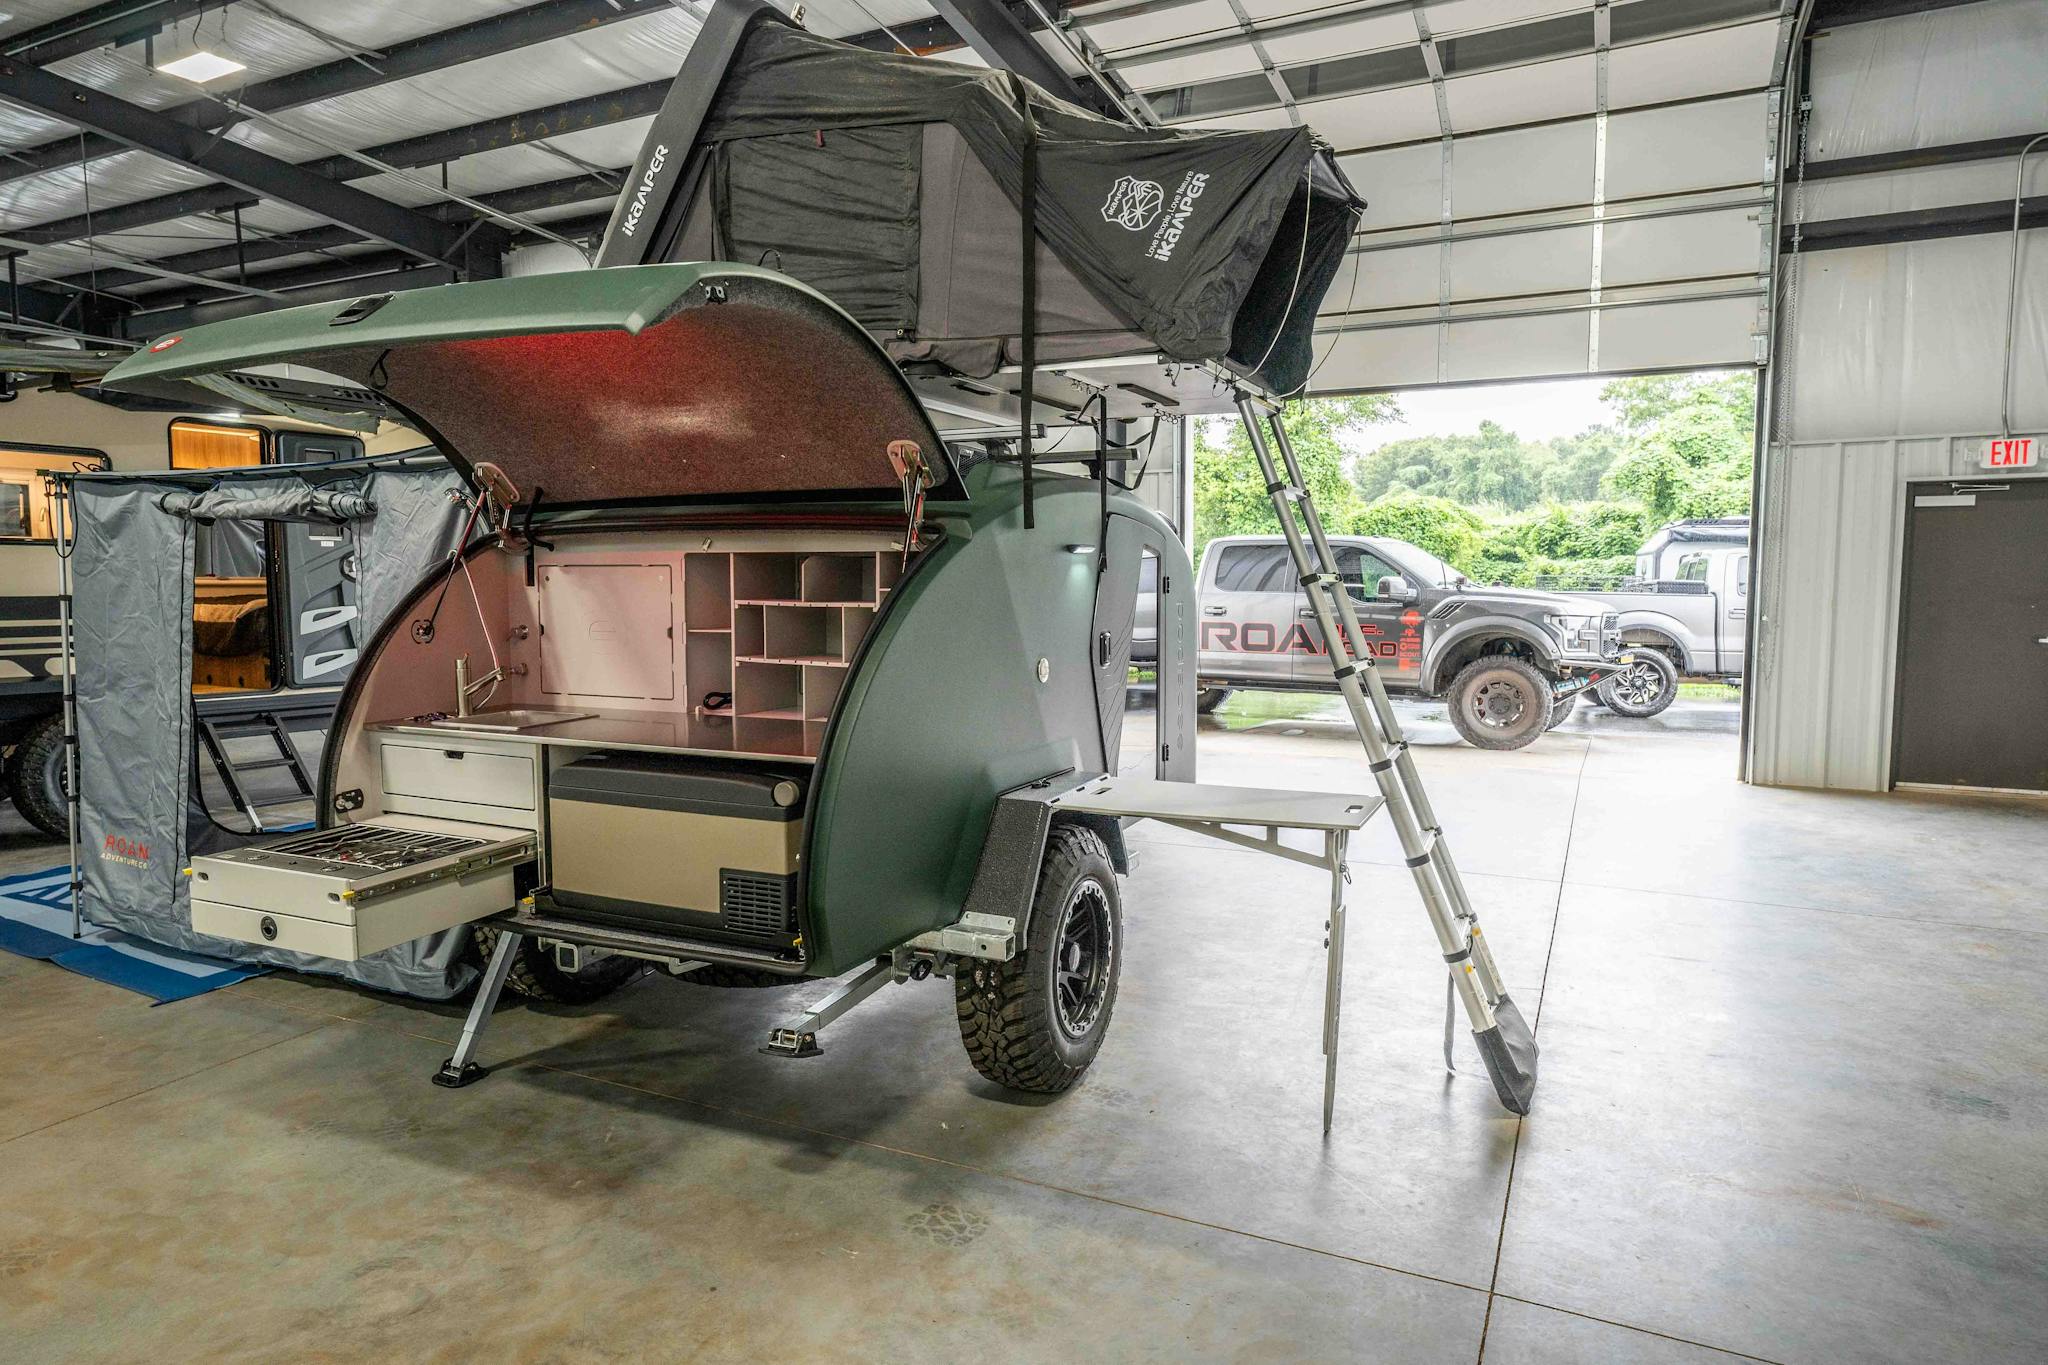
[1981,436,2037,469]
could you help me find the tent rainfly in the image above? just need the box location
[595,0,1364,400]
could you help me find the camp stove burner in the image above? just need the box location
[255,824,495,875]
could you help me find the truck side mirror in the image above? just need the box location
[1376,574,1418,602]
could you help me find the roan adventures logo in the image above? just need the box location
[100,833,151,869]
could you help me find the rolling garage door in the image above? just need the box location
[1893,479,2048,793]
[1078,0,1799,391]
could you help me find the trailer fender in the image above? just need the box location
[958,777,1129,947]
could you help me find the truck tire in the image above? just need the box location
[673,964,804,988]
[1195,687,1232,715]
[955,824,1121,1094]
[8,714,69,840]
[1546,693,1578,730]
[1598,649,1678,718]
[469,924,641,1005]
[1447,656,1553,751]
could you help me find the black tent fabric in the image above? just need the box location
[597,1,1363,396]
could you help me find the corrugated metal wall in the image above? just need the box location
[1749,436,2045,790]
[1747,0,2048,791]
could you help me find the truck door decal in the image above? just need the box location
[1202,618,1404,660]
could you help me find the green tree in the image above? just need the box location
[1538,425,1625,502]
[1352,421,1555,510]
[1346,493,1486,568]
[1192,394,1399,560]
[1599,372,1755,521]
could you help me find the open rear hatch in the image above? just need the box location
[104,262,960,513]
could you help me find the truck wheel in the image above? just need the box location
[1447,656,1553,751]
[469,924,641,1005]
[1546,693,1579,730]
[1598,650,1678,718]
[673,964,804,988]
[955,824,1121,1094]
[1195,687,1232,715]
[7,714,69,840]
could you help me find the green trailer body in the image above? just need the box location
[104,263,1195,986]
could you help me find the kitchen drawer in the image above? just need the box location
[193,900,357,958]
[188,816,534,960]
[380,740,535,811]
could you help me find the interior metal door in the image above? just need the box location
[1894,479,2048,791]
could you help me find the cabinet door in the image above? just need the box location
[538,562,676,701]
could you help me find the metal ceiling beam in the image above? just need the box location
[1,78,664,255]
[928,0,1121,116]
[1804,131,2048,182]
[1806,0,1989,27]
[0,59,460,264]
[3,0,233,65]
[80,170,624,298]
[1784,195,2048,252]
[0,0,672,192]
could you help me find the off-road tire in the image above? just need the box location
[1194,687,1232,715]
[1546,693,1579,730]
[1447,655,1553,751]
[1598,649,1679,718]
[673,964,804,988]
[955,824,1121,1094]
[469,923,641,1005]
[8,714,69,839]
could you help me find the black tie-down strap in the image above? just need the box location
[1471,994,1539,1115]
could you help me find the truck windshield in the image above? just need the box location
[1397,545,1470,590]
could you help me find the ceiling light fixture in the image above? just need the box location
[147,27,245,84]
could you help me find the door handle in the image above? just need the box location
[1297,607,1318,617]
[2037,637,2048,645]
[1203,605,1226,616]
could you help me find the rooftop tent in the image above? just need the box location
[596,0,1364,405]
[66,455,481,999]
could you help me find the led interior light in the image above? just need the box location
[151,29,245,84]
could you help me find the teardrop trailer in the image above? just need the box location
[90,0,1543,1121]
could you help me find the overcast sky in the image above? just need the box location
[1354,376,1614,452]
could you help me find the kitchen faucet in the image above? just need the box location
[454,655,526,717]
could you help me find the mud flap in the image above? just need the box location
[1472,994,1538,1115]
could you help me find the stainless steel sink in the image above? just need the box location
[430,708,596,732]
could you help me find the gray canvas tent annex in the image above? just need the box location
[65,454,479,998]
[595,0,1363,424]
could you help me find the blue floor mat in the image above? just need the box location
[0,865,267,1004]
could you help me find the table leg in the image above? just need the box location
[1322,829,1350,1133]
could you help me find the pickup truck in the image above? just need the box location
[1191,534,1625,750]
[1570,520,1748,717]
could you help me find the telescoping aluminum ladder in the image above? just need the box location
[1233,392,1539,1114]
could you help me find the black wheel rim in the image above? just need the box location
[1613,661,1666,707]
[1053,877,1113,1039]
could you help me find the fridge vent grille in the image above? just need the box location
[720,870,793,939]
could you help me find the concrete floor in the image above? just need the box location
[3,698,2045,1363]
